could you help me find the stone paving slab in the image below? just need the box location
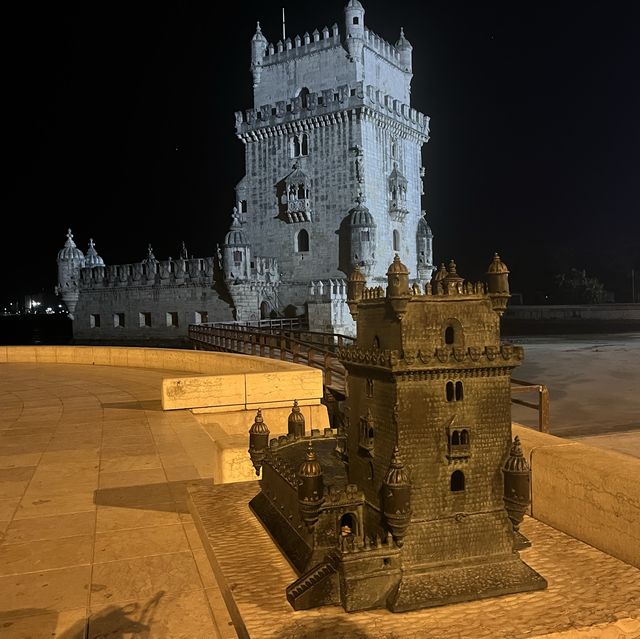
[190,481,640,639]
[0,362,232,638]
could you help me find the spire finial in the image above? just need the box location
[67,228,73,239]
[89,238,94,249]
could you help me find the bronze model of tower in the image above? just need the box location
[340,253,546,610]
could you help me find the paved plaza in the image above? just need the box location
[0,363,234,638]
[0,338,639,637]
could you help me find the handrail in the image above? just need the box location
[190,324,550,431]
[511,378,550,433]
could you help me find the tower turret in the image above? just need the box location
[386,254,411,320]
[339,194,377,277]
[382,447,412,547]
[250,22,267,88]
[487,253,510,316]
[248,409,270,475]
[395,27,413,73]
[84,239,104,268]
[222,208,251,281]
[344,0,365,61]
[416,215,433,282]
[297,442,324,531]
[346,264,366,320]
[288,400,306,438]
[56,229,85,319]
[503,435,532,549]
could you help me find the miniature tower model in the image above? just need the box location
[249,253,546,612]
[234,1,434,313]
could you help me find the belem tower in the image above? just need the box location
[56,0,434,342]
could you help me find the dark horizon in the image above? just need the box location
[3,1,639,306]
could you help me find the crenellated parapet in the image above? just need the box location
[337,343,524,372]
[78,257,217,290]
[308,279,347,302]
[235,80,429,141]
[256,24,407,75]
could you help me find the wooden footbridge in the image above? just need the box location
[188,320,549,432]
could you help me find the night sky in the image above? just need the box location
[3,1,639,306]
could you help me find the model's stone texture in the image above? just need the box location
[246,254,547,612]
[56,1,434,340]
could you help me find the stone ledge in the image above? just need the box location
[514,423,640,569]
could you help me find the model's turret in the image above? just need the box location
[288,400,306,438]
[487,253,510,316]
[56,229,85,319]
[346,265,366,320]
[344,0,365,62]
[248,409,270,475]
[251,22,267,87]
[382,447,412,547]
[386,254,411,320]
[503,435,531,548]
[297,442,324,530]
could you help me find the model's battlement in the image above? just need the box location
[337,343,524,370]
[235,81,428,138]
[308,279,347,302]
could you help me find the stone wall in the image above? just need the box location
[514,424,640,569]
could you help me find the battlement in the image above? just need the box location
[259,24,404,72]
[337,343,524,370]
[359,279,489,302]
[308,279,347,302]
[78,257,216,290]
[235,80,428,139]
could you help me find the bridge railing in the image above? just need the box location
[189,322,350,393]
[511,378,550,433]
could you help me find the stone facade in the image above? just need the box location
[57,1,434,340]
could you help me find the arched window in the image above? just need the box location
[455,381,464,401]
[297,229,309,252]
[461,429,469,445]
[451,431,460,446]
[366,378,374,397]
[297,183,306,199]
[299,87,310,109]
[393,229,400,252]
[372,336,380,350]
[353,16,359,25]
[233,250,242,265]
[444,326,455,344]
[446,381,454,402]
[451,470,465,492]
[301,133,309,155]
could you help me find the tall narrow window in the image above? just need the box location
[233,250,242,265]
[240,200,248,213]
[297,229,310,252]
[445,326,455,344]
[446,381,454,402]
[451,470,465,492]
[366,378,374,397]
[393,229,400,252]
[455,381,464,401]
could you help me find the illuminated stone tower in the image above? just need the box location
[234,1,434,315]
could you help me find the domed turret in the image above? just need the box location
[84,239,105,267]
[386,254,411,320]
[288,400,305,438]
[382,446,412,547]
[503,436,531,549]
[344,0,365,61]
[222,208,251,281]
[395,27,413,72]
[248,409,270,475]
[56,229,85,319]
[297,441,325,530]
[444,259,464,295]
[339,194,377,276]
[487,253,510,316]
